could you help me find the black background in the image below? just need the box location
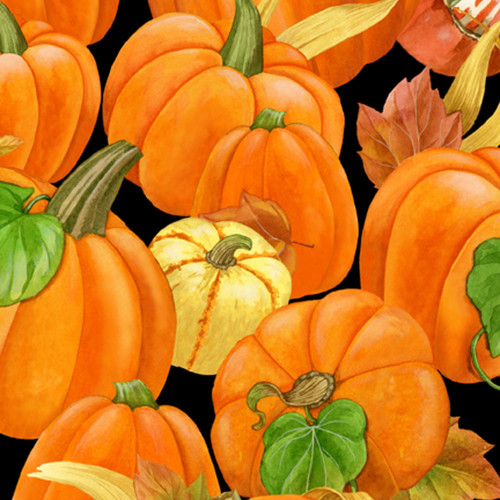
[2,1,500,498]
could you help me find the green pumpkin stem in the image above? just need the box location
[112,379,160,410]
[219,0,263,77]
[0,3,28,55]
[45,140,142,239]
[247,371,335,430]
[251,108,287,131]
[470,328,500,390]
[206,234,252,269]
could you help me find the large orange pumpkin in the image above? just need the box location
[147,0,421,88]
[103,0,344,215]
[0,141,176,439]
[2,0,119,45]
[360,147,500,384]
[0,4,100,182]
[191,108,358,298]
[211,289,450,500]
[13,379,220,499]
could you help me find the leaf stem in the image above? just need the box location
[304,406,317,425]
[349,479,359,492]
[23,194,52,214]
[470,328,500,390]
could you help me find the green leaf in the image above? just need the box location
[466,238,500,357]
[260,399,367,495]
[0,182,64,306]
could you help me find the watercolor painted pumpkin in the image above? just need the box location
[212,289,450,500]
[0,142,176,439]
[147,0,421,88]
[2,0,119,45]
[360,147,500,384]
[103,0,344,215]
[13,379,220,499]
[191,108,358,299]
[0,3,100,182]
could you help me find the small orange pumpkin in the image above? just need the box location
[3,0,119,45]
[147,0,421,88]
[0,4,100,182]
[360,147,500,384]
[0,141,176,439]
[103,0,344,215]
[191,108,358,299]
[13,379,220,499]
[212,289,450,500]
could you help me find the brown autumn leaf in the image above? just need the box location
[200,190,299,275]
[357,68,463,188]
[393,417,500,500]
[134,456,212,500]
[0,135,24,156]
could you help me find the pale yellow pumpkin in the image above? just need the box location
[149,217,292,375]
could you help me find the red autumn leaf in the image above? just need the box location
[357,68,463,188]
[393,417,500,500]
[200,190,300,275]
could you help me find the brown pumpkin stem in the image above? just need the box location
[219,0,263,77]
[0,3,28,55]
[112,379,160,410]
[247,371,335,430]
[45,140,142,239]
[206,234,252,269]
[251,108,287,132]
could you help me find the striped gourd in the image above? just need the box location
[149,217,292,375]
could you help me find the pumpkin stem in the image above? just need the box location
[206,234,253,269]
[45,141,142,239]
[0,3,28,55]
[112,379,160,410]
[247,371,335,430]
[470,328,500,390]
[250,108,287,132]
[219,0,263,77]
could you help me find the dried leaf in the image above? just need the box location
[307,487,374,500]
[461,100,500,152]
[444,20,500,134]
[134,456,211,500]
[357,68,462,188]
[0,135,24,156]
[257,0,281,26]
[200,191,298,275]
[277,0,398,59]
[393,418,500,500]
[28,461,136,500]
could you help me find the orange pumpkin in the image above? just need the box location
[147,0,421,88]
[191,108,358,299]
[13,379,220,499]
[0,141,176,439]
[211,289,450,500]
[3,0,119,45]
[360,147,500,384]
[103,0,344,215]
[0,4,100,182]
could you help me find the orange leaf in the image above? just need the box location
[357,68,463,188]
[200,191,299,275]
[393,417,500,500]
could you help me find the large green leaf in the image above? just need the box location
[466,238,500,357]
[0,182,64,306]
[260,399,367,495]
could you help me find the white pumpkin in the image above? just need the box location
[150,217,292,374]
